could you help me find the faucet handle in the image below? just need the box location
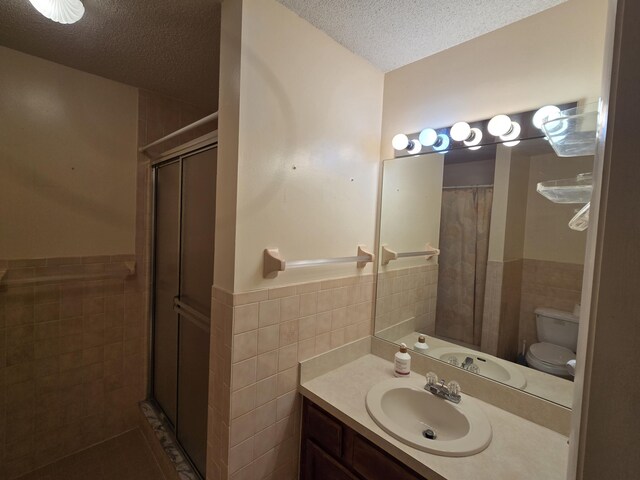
[425,372,438,386]
[446,380,461,396]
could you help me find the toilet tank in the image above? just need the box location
[535,307,580,351]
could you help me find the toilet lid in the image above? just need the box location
[529,342,575,367]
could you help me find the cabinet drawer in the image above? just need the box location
[304,402,343,458]
[352,434,424,480]
[305,441,358,480]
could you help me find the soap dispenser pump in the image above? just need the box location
[394,343,411,377]
[414,335,429,352]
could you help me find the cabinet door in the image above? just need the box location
[351,435,424,480]
[305,441,359,480]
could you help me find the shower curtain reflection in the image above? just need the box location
[436,187,493,347]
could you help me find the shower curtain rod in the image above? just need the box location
[442,184,494,189]
[139,111,218,153]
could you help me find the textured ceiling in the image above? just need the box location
[276,0,566,72]
[0,0,220,110]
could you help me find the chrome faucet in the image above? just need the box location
[424,372,462,404]
[461,356,474,370]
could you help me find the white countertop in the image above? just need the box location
[299,354,569,480]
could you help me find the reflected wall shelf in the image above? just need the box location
[569,203,590,231]
[541,103,599,157]
[537,172,593,204]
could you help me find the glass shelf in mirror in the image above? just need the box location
[542,102,599,157]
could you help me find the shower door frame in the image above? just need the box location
[147,132,218,478]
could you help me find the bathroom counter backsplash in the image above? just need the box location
[299,353,569,480]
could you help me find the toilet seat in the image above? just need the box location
[526,342,575,377]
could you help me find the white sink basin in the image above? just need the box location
[366,378,492,457]
[427,347,527,389]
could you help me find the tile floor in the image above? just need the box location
[15,429,166,480]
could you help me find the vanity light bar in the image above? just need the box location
[391,103,575,157]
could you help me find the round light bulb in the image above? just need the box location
[463,128,483,147]
[500,122,521,141]
[544,110,569,135]
[392,133,410,151]
[432,134,450,153]
[504,140,520,147]
[418,128,438,147]
[28,0,85,24]
[488,114,512,136]
[450,122,472,142]
[533,105,561,129]
[407,139,422,154]
[469,146,482,151]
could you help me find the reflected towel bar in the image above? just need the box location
[0,261,136,286]
[263,246,374,279]
[381,244,440,266]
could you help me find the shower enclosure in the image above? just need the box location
[150,142,217,477]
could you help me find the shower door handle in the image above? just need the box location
[173,297,210,333]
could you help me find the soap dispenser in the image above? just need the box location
[414,335,429,352]
[394,343,411,377]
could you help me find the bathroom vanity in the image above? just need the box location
[299,348,569,480]
[302,400,426,480]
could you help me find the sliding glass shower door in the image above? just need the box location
[151,145,217,477]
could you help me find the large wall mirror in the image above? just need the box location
[375,125,594,408]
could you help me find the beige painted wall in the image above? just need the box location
[442,158,495,187]
[0,46,138,259]
[503,150,531,262]
[379,153,444,271]
[381,0,608,159]
[229,0,384,292]
[489,146,513,262]
[213,0,243,291]
[523,153,593,264]
[490,145,593,265]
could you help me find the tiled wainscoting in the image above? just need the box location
[374,264,438,337]
[481,260,524,360]
[207,274,375,480]
[481,258,583,359]
[0,255,148,480]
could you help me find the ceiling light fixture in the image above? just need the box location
[450,122,472,142]
[392,134,410,150]
[499,121,521,142]
[532,105,561,129]
[418,128,449,152]
[487,114,513,137]
[392,133,421,154]
[28,0,85,25]
[407,139,422,154]
[432,134,450,154]
[418,128,438,147]
[463,128,483,147]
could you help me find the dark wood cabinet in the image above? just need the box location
[305,440,359,480]
[301,399,428,480]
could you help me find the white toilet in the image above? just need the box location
[526,307,579,378]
